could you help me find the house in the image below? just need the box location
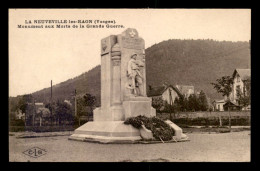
[147,84,183,105]
[223,101,241,111]
[212,69,250,111]
[212,99,225,111]
[15,109,25,120]
[230,69,251,110]
[230,69,250,102]
[64,99,72,106]
[27,102,44,110]
[176,85,195,98]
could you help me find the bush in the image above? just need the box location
[124,115,175,141]
[9,126,25,132]
[9,125,75,132]
[10,119,25,126]
[168,117,250,126]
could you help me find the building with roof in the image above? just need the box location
[230,69,251,105]
[64,99,72,106]
[15,109,25,120]
[223,101,241,111]
[176,85,195,98]
[212,99,225,111]
[212,69,251,111]
[147,84,191,105]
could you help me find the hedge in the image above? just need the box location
[9,125,75,132]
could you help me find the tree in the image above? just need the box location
[198,90,208,111]
[55,101,73,125]
[76,97,87,125]
[211,76,233,98]
[17,94,33,113]
[175,95,186,112]
[187,94,199,111]
[211,76,233,131]
[237,77,251,109]
[163,101,176,120]
[236,89,250,109]
[173,97,181,112]
[83,93,96,121]
[15,94,34,126]
[244,77,251,98]
[152,97,164,113]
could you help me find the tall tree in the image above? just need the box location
[211,76,233,98]
[211,76,233,131]
[187,94,199,112]
[55,101,73,125]
[75,96,88,125]
[152,96,164,113]
[83,93,96,121]
[236,78,251,109]
[198,90,208,111]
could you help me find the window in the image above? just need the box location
[236,85,241,98]
[237,75,240,82]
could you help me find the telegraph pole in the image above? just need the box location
[51,80,53,126]
[74,89,77,117]
[33,99,36,126]
[169,88,172,121]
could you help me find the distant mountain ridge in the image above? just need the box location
[145,39,250,100]
[25,39,250,105]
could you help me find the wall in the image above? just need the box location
[157,111,251,126]
[169,111,250,119]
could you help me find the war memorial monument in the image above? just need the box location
[69,28,186,143]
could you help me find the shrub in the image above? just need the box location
[10,119,25,126]
[9,125,75,132]
[124,115,175,141]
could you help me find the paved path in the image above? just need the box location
[9,131,250,162]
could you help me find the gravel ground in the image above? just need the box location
[9,131,250,162]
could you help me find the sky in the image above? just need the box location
[9,9,251,97]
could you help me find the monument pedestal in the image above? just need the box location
[68,121,141,143]
[123,96,156,118]
[70,97,156,143]
[93,106,125,121]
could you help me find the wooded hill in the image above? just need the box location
[12,39,250,106]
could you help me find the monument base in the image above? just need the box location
[69,121,142,143]
[69,120,189,144]
[123,96,156,118]
[93,96,156,121]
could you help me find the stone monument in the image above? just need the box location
[69,28,156,143]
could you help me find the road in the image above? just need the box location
[9,131,250,162]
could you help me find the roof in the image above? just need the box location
[213,99,225,103]
[35,102,44,106]
[223,101,240,107]
[176,85,194,95]
[147,85,182,97]
[232,69,251,81]
[147,86,165,96]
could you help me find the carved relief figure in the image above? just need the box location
[127,53,145,96]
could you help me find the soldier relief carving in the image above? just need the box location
[126,53,145,96]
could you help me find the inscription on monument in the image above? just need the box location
[122,37,143,49]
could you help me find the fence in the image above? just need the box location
[157,111,250,126]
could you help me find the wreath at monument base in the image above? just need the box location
[124,115,175,141]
